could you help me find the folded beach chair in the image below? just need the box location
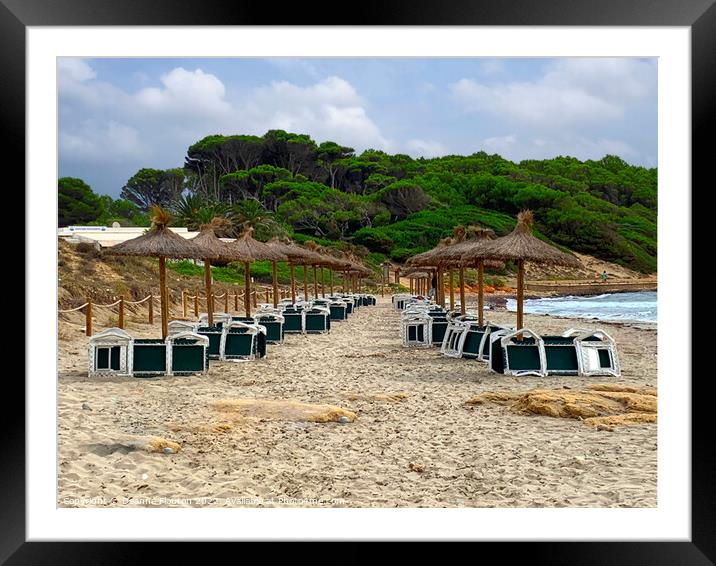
[427,310,450,346]
[281,305,305,333]
[304,305,331,334]
[328,299,348,321]
[168,319,200,336]
[255,312,285,344]
[167,331,210,376]
[131,338,169,377]
[196,325,224,359]
[401,310,433,348]
[393,294,414,310]
[489,328,547,377]
[88,328,133,377]
[541,334,580,376]
[563,328,621,377]
[341,297,355,315]
[221,320,266,361]
[198,312,233,329]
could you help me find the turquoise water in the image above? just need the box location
[506,291,657,323]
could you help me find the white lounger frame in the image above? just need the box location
[563,328,621,377]
[89,328,209,377]
[219,320,266,361]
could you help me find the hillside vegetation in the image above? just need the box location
[59,130,657,273]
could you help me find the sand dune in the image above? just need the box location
[57,297,657,508]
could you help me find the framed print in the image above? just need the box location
[9,0,711,562]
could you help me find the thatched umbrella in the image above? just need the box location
[228,226,286,317]
[190,222,245,325]
[267,237,321,305]
[436,226,502,321]
[106,206,205,338]
[406,238,452,306]
[461,210,581,330]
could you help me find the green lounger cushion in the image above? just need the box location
[171,339,206,374]
[504,342,541,371]
[133,340,167,375]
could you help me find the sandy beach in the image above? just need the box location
[57,296,657,508]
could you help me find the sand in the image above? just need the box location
[57,297,657,508]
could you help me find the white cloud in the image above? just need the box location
[405,138,448,158]
[61,121,144,162]
[450,58,654,128]
[482,134,518,153]
[477,133,636,163]
[240,76,391,150]
[134,67,232,117]
[58,58,97,82]
[451,77,622,126]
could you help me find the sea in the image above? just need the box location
[506,291,657,323]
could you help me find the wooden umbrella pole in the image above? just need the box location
[290,263,296,304]
[449,269,455,311]
[244,261,252,317]
[312,265,319,298]
[516,259,525,334]
[320,266,325,297]
[303,264,308,301]
[477,259,485,326]
[204,259,213,326]
[459,267,466,315]
[272,261,279,308]
[159,256,168,339]
[329,269,334,295]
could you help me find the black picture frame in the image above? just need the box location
[8,0,709,563]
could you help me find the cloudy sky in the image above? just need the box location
[58,57,657,197]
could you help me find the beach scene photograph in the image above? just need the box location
[57,56,658,509]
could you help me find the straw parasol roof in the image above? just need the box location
[436,226,503,269]
[405,237,453,268]
[107,206,205,259]
[266,237,320,265]
[461,210,581,267]
[228,226,287,262]
[190,223,245,261]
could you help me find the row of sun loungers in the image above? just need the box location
[89,293,377,378]
[397,295,621,377]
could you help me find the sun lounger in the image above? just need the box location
[131,338,168,377]
[88,328,133,377]
[255,312,285,344]
[221,320,266,361]
[196,325,223,359]
[168,331,210,376]
[563,328,621,377]
[304,305,331,334]
[541,335,580,376]
[281,305,305,333]
[328,300,348,321]
[401,310,433,348]
[489,329,547,377]
[168,320,199,336]
[198,312,233,328]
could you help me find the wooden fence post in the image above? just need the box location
[224,292,229,313]
[118,295,125,329]
[182,289,188,317]
[194,293,199,317]
[148,293,154,324]
[85,299,92,337]
[265,288,270,303]
[234,288,238,311]
[253,289,258,308]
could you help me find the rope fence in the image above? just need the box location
[58,285,294,337]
